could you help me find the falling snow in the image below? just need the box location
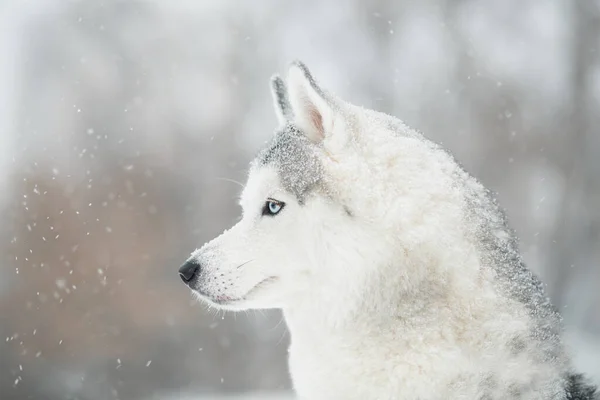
[0,1,598,399]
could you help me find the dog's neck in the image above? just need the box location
[281,253,503,355]
[282,273,455,346]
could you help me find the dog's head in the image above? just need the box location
[179,62,460,314]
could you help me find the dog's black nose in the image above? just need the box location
[179,260,200,284]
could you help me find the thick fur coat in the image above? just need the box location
[179,61,598,399]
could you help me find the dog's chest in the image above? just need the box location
[287,335,480,400]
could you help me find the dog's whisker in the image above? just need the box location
[215,177,245,188]
[236,259,254,270]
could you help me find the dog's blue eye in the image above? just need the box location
[262,199,284,216]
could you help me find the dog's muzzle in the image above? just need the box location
[178,259,201,287]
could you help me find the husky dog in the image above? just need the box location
[178,62,597,399]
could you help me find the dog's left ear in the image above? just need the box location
[270,75,293,126]
[285,61,341,144]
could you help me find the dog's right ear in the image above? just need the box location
[285,61,339,145]
[270,75,293,126]
[270,61,348,149]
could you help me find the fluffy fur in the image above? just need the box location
[180,61,598,399]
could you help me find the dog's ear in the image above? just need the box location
[270,75,293,125]
[286,61,339,144]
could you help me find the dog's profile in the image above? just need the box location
[178,61,598,399]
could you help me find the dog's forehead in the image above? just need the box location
[251,125,323,203]
[241,167,281,207]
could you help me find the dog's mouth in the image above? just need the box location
[198,276,278,306]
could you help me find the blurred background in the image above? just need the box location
[0,0,599,399]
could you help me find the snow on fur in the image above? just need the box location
[181,61,598,400]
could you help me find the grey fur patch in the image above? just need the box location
[478,374,498,400]
[508,335,528,356]
[270,75,293,122]
[254,124,323,203]
[507,383,524,399]
[455,155,566,367]
[565,373,598,399]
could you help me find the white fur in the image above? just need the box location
[185,63,579,399]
